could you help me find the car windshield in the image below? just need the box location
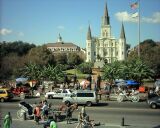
[56,90,61,93]
[69,90,72,93]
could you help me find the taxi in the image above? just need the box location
[0,88,14,102]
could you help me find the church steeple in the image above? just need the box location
[120,23,126,39]
[87,25,92,40]
[103,3,110,25]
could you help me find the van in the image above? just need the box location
[62,90,99,106]
[0,88,14,102]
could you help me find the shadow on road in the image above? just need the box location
[93,102,109,107]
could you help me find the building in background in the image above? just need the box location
[86,3,127,63]
[47,34,80,53]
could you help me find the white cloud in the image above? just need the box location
[18,32,24,36]
[115,11,138,23]
[115,11,160,24]
[57,25,65,30]
[142,12,160,23]
[0,28,12,35]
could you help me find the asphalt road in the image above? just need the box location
[0,96,160,128]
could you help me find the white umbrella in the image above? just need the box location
[16,77,28,84]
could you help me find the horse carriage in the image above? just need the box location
[17,101,34,119]
[54,103,78,122]
[16,101,78,122]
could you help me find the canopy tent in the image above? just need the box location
[16,77,28,84]
[125,80,140,86]
[116,79,140,86]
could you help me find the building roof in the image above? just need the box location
[103,2,110,25]
[120,22,126,39]
[87,25,92,40]
[46,42,79,48]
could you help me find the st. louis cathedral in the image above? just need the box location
[86,3,126,63]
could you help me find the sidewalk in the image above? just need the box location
[9,119,157,128]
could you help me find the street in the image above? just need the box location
[0,96,160,128]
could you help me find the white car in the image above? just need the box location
[45,89,72,99]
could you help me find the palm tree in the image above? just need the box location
[103,61,122,84]
[128,59,154,83]
[40,64,64,85]
[118,59,155,84]
[23,63,41,80]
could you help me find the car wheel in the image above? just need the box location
[86,101,92,107]
[17,110,24,119]
[132,95,140,102]
[117,96,124,102]
[48,95,53,99]
[0,98,5,102]
[150,103,157,109]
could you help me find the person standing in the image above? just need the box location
[41,101,49,120]
[3,112,12,128]
[66,105,72,124]
[34,104,41,124]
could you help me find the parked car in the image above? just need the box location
[62,90,99,106]
[147,95,160,109]
[0,88,14,102]
[45,89,72,99]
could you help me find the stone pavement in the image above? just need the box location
[2,118,159,128]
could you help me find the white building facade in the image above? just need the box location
[47,34,80,53]
[86,3,127,63]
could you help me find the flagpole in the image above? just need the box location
[138,0,140,57]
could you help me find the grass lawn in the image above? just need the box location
[65,69,89,79]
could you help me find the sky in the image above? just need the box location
[0,0,160,48]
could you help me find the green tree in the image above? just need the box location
[67,53,82,66]
[54,53,67,65]
[103,61,122,84]
[128,39,160,79]
[26,45,54,66]
[127,59,154,83]
[77,62,93,74]
[22,63,41,80]
[40,64,64,84]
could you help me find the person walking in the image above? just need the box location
[81,105,87,119]
[76,112,83,128]
[3,112,12,128]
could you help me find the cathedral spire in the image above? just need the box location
[120,22,126,39]
[103,2,110,25]
[87,25,92,40]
